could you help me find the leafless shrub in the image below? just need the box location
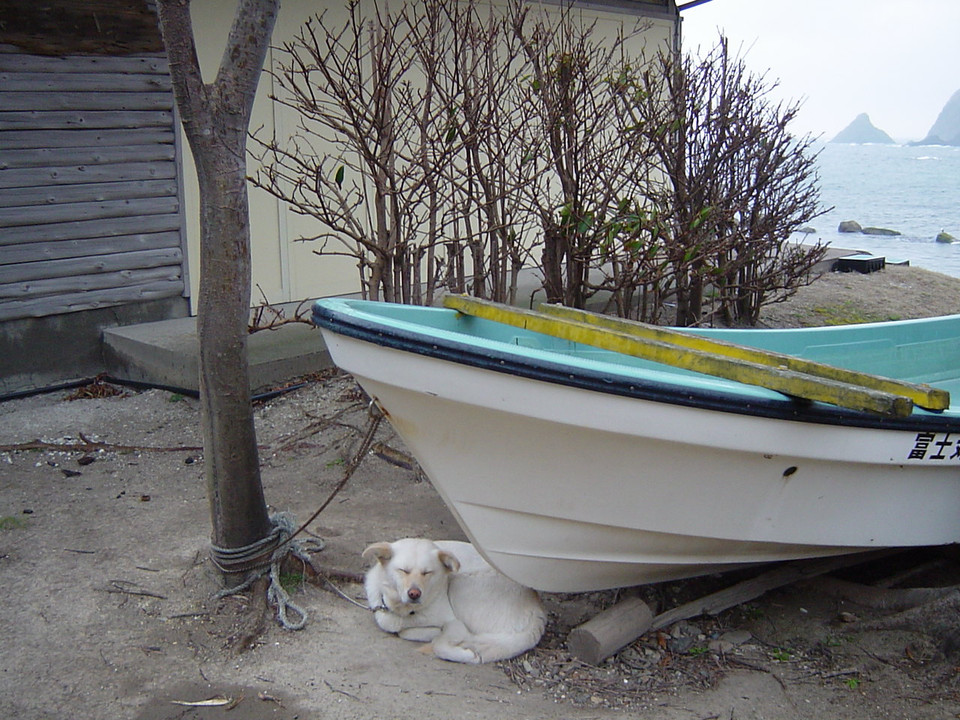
[511,8,657,310]
[620,38,826,326]
[253,4,824,327]
[251,0,539,305]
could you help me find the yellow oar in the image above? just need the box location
[443,295,917,418]
[539,303,949,412]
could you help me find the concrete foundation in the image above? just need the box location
[0,298,190,399]
[102,315,332,395]
[0,297,334,400]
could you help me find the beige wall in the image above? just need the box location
[180,1,677,312]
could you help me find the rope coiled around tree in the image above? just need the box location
[209,398,384,630]
[211,511,322,630]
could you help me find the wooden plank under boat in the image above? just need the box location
[312,297,960,593]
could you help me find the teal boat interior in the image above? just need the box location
[312,298,960,431]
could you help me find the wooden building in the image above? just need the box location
[0,0,189,395]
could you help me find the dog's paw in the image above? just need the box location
[428,621,482,663]
[432,642,482,664]
[373,610,404,634]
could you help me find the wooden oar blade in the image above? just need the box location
[443,295,917,418]
[539,303,949,411]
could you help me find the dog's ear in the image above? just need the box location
[437,549,460,574]
[362,542,393,566]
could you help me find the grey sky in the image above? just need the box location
[679,0,960,141]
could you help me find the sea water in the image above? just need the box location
[799,142,960,277]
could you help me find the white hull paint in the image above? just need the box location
[323,331,960,593]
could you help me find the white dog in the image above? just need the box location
[362,538,546,664]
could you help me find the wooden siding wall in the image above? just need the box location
[0,46,187,322]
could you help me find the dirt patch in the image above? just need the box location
[3,265,960,720]
[759,264,960,328]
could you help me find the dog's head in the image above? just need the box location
[362,538,460,611]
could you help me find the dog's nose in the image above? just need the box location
[407,586,421,601]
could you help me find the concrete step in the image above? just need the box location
[103,315,332,395]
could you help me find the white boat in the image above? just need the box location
[312,297,960,593]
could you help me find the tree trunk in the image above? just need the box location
[194,155,271,552]
[157,0,278,578]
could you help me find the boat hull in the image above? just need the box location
[314,300,960,592]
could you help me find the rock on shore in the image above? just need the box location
[838,220,900,236]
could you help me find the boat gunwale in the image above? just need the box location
[312,299,960,433]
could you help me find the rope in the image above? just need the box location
[209,399,384,630]
[320,575,372,610]
[211,511,322,630]
[209,523,285,575]
[265,512,318,630]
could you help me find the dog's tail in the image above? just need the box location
[431,615,547,664]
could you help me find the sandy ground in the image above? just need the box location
[759,264,960,328]
[4,264,960,720]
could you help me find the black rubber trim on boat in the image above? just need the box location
[311,302,960,434]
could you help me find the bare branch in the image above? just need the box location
[156,0,212,142]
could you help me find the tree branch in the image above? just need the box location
[215,0,280,123]
[155,0,211,144]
